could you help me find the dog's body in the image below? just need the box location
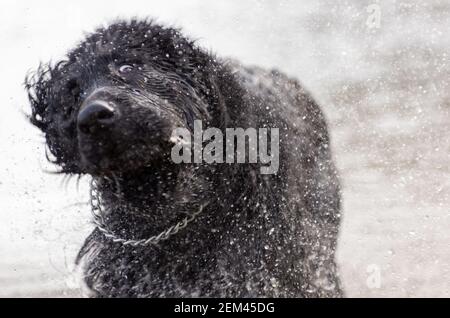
[26,20,342,297]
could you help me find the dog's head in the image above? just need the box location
[25,20,221,175]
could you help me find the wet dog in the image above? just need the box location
[25,19,342,297]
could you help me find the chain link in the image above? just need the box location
[90,178,206,247]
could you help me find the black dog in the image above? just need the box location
[25,19,342,297]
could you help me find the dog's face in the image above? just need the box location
[26,20,214,175]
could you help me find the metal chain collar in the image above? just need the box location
[89,178,206,247]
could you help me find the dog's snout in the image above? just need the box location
[77,101,116,134]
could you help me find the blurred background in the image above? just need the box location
[0,0,449,297]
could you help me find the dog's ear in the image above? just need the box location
[24,61,81,172]
[25,63,48,131]
[24,62,61,133]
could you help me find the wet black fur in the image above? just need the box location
[25,19,343,297]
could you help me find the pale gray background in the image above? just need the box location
[0,0,449,297]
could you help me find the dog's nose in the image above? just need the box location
[77,101,116,134]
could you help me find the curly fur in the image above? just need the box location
[25,19,343,297]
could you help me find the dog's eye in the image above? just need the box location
[118,64,134,74]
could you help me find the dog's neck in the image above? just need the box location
[93,162,211,241]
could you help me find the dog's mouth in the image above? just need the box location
[78,133,173,176]
[80,143,168,176]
